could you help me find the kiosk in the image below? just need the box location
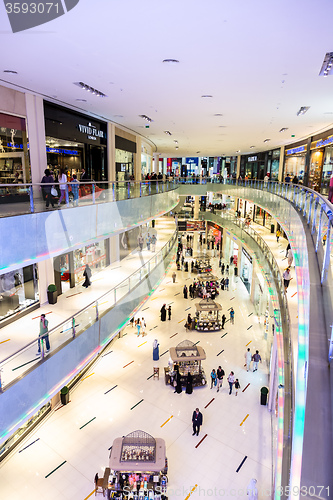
[194,298,222,331]
[108,430,168,499]
[164,340,207,387]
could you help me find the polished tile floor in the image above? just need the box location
[0,227,276,500]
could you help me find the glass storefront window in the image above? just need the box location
[321,145,333,195]
[45,137,84,180]
[116,149,133,181]
[0,264,39,323]
[308,149,324,191]
[270,149,280,181]
[0,113,30,184]
[74,241,107,285]
[284,155,306,182]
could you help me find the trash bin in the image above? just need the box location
[270,224,275,234]
[234,266,238,276]
[60,386,69,405]
[260,386,269,405]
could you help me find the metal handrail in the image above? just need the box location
[0,227,178,369]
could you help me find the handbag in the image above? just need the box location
[51,187,58,197]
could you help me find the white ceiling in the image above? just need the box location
[1,0,333,157]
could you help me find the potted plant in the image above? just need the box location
[60,386,69,405]
[47,284,57,304]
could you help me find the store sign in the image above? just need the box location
[186,157,199,166]
[7,142,79,156]
[286,145,306,155]
[242,247,252,264]
[248,156,257,162]
[314,135,333,149]
[78,122,105,141]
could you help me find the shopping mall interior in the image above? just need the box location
[1,2,333,499]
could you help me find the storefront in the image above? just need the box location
[309,131,333,194]
[240,247,253,293]
[44,102,107,181]
[0,112,30,184]
[223,231,239,266]
[0,264,39,325]
[54,239,109,295]
[283,143,307,183]
[115,135,136,181]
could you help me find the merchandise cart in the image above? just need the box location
[164,340,207,387]
[194,298,222,331]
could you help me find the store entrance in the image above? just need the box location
[54,253,75,296]
[0,152,26,184]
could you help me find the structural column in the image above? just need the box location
[153,153,160,174]
[38,258,54,305]
[107,122,116,182]
[194,196,200,219]
[25,94,47,188]
[236,155,241,179]
[278,146,285,182]
[134,136,142,180]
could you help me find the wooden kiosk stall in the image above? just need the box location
[108,430,168,499]
[164,340,207,388]
[194,298,222,331]
[193,255,212,275]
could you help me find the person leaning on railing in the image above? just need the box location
[41,168,55,209]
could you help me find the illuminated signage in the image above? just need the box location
[248,156,257,162]
[78,122,105,140]
[286,145,306,155]
[314,135,333,148]
[6,143,79,156]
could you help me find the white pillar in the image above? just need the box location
[194,196,199,219]
[107,122,116,182]
[38,258,54,305]
[153,153,159,174]
[109,234,120,264]
[25,94,47,186]
[236,155,241,178]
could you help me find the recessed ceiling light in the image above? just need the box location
[263,139,271,143]
[75,99,87,102]
[164,131,172,136]
[4,70,17,74]
[236,150,240,153]
[319,52,333,76]
[196,151,200,154]
[250,146,255,149]
[139,114,153,122]
[175,146,179,150]
[279,128,288,132]
[114,115,124,118]
[74,82,107,97]
[201,95,213,98]
[296,106,310,116]
[214,113,223,116]
[219,126,227,128]
[174,140,178,144]
[162,59,179,64]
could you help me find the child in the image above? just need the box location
[276,229,281,243]
[234,379,241,396]
[71,174,80,206]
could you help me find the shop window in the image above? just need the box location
[0,264,38,323]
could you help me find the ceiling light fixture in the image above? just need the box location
[196,151,200,154]
[250,146,255,149]
[4,69,18,74]
[296,106,310,116]
[201,95,213,98]
[164,131,172,136]
[279,128,288,132]
[175,146,179,150]
[162,59,179,64]
[319,52,333,77]
[75,99,87,102]
[236,150,240,153]
[263,139,271,143]
[139,114,153,122]
[214,113,223,116]
[74,82,107,97]
[174,140,178,144]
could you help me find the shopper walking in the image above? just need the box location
[234,379,241,396]
[41,168,55,208]
[167,305,172,320]
[220,278,225,291]
[252,350,262,372]
[221,263,225,275]
[276,229,281,243]
[71,174,80,206]
[183,285,188,299]
[137,233,144,252]
[230,307,235,324]
[225,277,229,291]
[210,368,217,389]
[227,371,235,395]
[285,242,291,258]
[287,248,293,267]
[245,348,252,371]
[146,233,151,251]
[141,317,146,336]
[136,318,141,337]
[153,339,160,361]
[151,234,157,252]
[185,372,193,394]
[221,314,226,330]
[57,168,69,206]
[192,408,203,436]
[82,264,92,288]
[186,313,192,330]
[172,271,176,283]
[38,313,50,354]
[160,304,167,322]
[247,479,258,500]
[216,366,225,392]
[174,366,182,394]
[283,267,292,292]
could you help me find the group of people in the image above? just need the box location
[130,316,147,336]
[160,304,172,321]
[137,232,157,252]
[210,367,240,395]
[41,167,89,209]
[244,348,262,372]
[185,279,220,300]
